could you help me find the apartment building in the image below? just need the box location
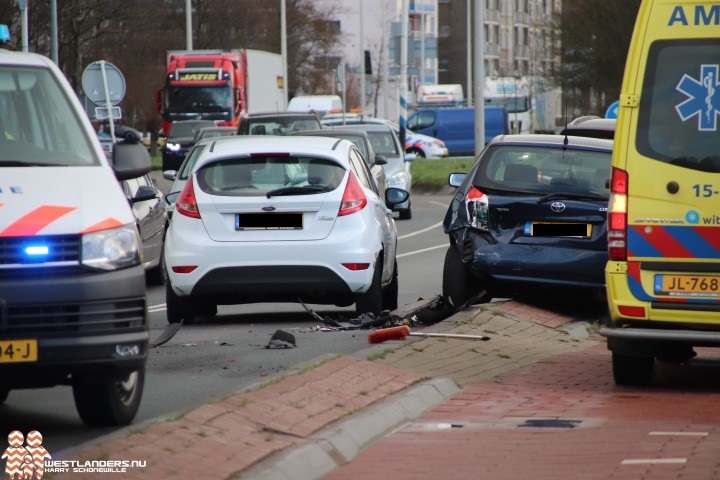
[313,0,440,120]
[438,0,561,88]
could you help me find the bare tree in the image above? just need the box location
[0,0,343,133]
[555,0,641,116]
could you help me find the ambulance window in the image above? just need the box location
[638,39,720,173]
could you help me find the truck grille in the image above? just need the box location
[0,235,80,265]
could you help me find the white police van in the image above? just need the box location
[0,25,150,425]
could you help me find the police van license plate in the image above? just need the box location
[0,339,38,363]
[655,274,720,296]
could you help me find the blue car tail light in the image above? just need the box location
[465,187,489,230]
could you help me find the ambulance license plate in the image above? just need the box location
[0,339,38,363]
[655,274,720,296]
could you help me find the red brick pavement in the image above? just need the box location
[48,356,426,480]
[44,299,720,480]
[324,343,720,480]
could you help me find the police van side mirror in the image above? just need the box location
[112,141,151,181]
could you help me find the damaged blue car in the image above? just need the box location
[441,134,613,307]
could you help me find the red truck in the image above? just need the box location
[156,49,285,135]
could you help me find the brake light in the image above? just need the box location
[338,171,367,216]
[176,174,201,219]
[608,167,628,261]
[618,305,645,318]
[465,186,489,229]
[172,266,198,274]
[341,263,370,271]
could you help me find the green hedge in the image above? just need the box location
[410,157,475,189]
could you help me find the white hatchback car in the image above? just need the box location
[164,136,409,324]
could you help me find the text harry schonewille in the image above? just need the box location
[44,459,147,473]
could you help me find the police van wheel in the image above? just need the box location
[612,352,654,386]
[73,368,145,426]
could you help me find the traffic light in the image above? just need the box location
[364,50,372,75]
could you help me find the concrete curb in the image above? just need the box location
[237,378,461,480]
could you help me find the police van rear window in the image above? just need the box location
[637,39,720,173]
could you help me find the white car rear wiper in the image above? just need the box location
[266,186,326,198]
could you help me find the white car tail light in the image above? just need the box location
[176,174,201,219]
[338,171,367,216]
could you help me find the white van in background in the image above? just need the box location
[287,94,343,117]
[415,84,464,106]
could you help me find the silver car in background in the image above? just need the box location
[328,123,415,219]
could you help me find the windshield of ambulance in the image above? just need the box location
[0,65,98,166]
[637,39,720,173]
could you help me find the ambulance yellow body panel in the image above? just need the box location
[602,1,720,384]
[0,46,150,425]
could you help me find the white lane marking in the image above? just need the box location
[621,458,687,465]
[398,221,444,240]
[428,200,449,208]
[649,431,709,436]
[148,304,167,313]
[397,244,447,259]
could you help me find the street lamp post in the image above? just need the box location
[359,1,365,114]
[473,0,484,156]
[185,0,193,50]
[281,0,288,109]
[399,0,408,148]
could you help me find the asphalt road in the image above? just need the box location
[0,188,456,454]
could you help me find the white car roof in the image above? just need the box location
[194,135,354,169]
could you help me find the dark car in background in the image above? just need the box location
[290,128,389,200]
[237,111,322,136]
[442,134,613,307]
[193,126,236,143]
[162,119,216,170]
[560,116,616,139]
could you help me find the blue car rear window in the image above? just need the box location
[474,144,611,196]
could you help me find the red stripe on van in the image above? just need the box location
[634,225,694,258]
[80,217,124,234]
[0,205,76,236]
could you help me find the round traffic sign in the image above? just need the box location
[605,100,619,119]
[81,60,126,106]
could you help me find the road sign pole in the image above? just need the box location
[99,61,117,142]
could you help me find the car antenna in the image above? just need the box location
[562,99,569,152]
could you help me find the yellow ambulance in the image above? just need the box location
[602,0,720,385]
